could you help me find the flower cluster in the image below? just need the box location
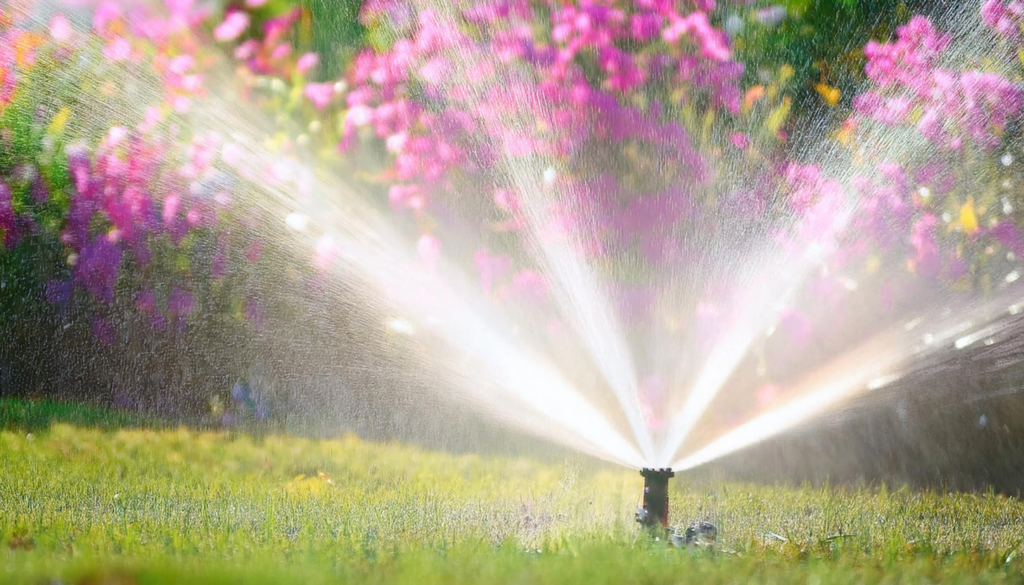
[843,8,1024,289]
[853,15,1023,151]
[5,0,1024,426]
[0,2,274,345]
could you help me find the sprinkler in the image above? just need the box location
[636,468,718,547]
[636,467,674,533]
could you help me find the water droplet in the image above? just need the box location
[543,167,557,185]
[285,212,308,231]
[724,14,744,35]
[917,186,931,199]
[1001,153,1013,166]
[386,318,415,335]
[941,212,952,223]
[979,414,988,427]
[1006,270,1020,283]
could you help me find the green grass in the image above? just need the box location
[3,402,1024,584]
[0,398,162,432]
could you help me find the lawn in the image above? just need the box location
[3,400,1024,584]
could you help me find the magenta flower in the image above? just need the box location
[729,132,750,149]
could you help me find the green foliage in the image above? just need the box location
[3,410,1024,584]
[735,0,928,133]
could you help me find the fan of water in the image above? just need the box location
[13,0,1024,472]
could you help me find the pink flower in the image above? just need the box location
[304,82,334,109]
[214,11,249,42]
[416,234,442,269]
[474,248,510,294]
[93,1,121,32]
[296,52,319,74]
[729,132,750,149]
[911,214,941,278]
[168,55,194,75]
[246,241,264,264]
[50,14,73,42]
[511,270,547,304]
[103,37,132,62]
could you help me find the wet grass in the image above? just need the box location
[3,403,1024,584]
[0,398,162,432]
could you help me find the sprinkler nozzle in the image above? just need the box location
[636,468,674,531]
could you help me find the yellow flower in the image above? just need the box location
[960,198,979,234]
[815,83,841,106]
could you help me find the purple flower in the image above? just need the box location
[74,236,122,304]
[167,287,193,317]
[92,317,115,346]
[0,180,16,249]
[244,297,264,332]
[45,280,74,305]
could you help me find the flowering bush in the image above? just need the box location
[2,0,1024,430]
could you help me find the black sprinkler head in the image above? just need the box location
[636,468,674,531]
